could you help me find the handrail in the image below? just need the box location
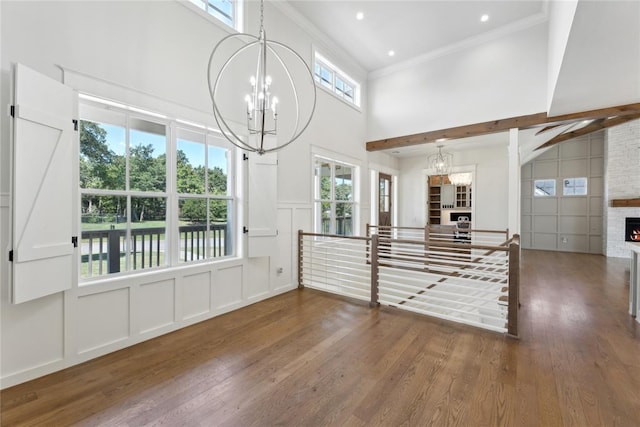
[299,231,371,242]
[378,237,509,252]
[369,224,509,235]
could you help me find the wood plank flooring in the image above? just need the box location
[2,249,639,426]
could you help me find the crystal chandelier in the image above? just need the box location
[428,145,453,176]
[207,0,316,155]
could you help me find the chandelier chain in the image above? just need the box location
[259,0,265,35]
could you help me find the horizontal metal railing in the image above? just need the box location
[299,227,520,336]
[298,232,372,302]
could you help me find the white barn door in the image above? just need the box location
[11,63,76,303]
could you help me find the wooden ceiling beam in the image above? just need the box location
[536,114,640,150]
[366,112,548,151]
[366,102,640,152]
[535,124,563,136]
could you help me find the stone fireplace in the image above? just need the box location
[605,119,640,258]
[626,217,640,242]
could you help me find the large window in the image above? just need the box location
[79,97,235,280]
[314,157,357,236]
[314,52,361,108]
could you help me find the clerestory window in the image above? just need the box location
[187,0,242,31]
[313,51,361,108]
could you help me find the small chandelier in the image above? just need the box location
[428,145,453,176]
[207,0,316,155]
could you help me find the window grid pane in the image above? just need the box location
[189,0,235,28]
[314,157,357,237]
[80,98,236,281]
[563,177,587,196]
[534,179,556,197]
[314,52,361,107]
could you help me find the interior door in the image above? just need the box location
[11,63,76,303]
[378,173,392,227]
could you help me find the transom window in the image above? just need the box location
[314,52,361,108]
[314,156,357,236]
[79,96,235,281]
[188,0,241,30]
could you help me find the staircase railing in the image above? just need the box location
[299,227,520,337]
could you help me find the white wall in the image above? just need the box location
[367,22,548,142]
[0,0,388,388]
[397,142,509,231]
[548,1,640,116]
[546,0,578,112]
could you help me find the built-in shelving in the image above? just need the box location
[428,175,472,225]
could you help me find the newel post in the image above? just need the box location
[507,234,520,338]
[298,230,304,289]
[424,225,430,272]
[370,234,379,307]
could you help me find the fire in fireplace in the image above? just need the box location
[626,217,640,242]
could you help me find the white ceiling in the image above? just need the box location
[285,0,546,73]
[280,1,639,162]
[281,0,549,160]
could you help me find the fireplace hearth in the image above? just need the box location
[626,217,640,242]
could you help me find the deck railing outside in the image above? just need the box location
[299,225,520,337]
[320,217,353,236]
[81,223,229,278]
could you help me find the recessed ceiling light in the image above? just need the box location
[356,11,364,20]
[388,50,395,57]
[481,14,489,22]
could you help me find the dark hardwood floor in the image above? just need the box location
[2,249,639,426]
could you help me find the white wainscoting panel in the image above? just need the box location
[245,257,271,301]
[137,279,175,334]
[77,288,130,354]
[214,265,243,310]
[273,208,293,291]
[1,293,65,376]
[182,271,212,320]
